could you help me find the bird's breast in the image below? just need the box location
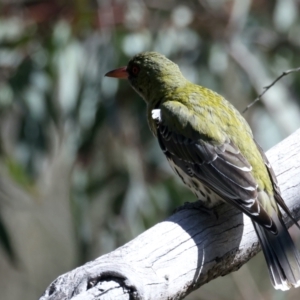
[167,157,224,208]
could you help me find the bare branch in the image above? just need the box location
[243,67,300,113]
[40,129,300,300]
[229,40,300,135]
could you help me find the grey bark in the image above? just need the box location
[40,129,300,300]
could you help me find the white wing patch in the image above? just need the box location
[152,109,162,122]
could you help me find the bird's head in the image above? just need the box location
[105,52,186,104]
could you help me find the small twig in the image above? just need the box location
[243,67,300,113]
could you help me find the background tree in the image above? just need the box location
[1,0,300,299]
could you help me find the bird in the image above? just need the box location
[105,51,300,290]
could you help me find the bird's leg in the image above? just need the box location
[173,200,218,218]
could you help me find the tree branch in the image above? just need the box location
[40,129,300,300]
[243,67,300,113]
[228,40,300,134]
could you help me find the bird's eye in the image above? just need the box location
[132,65,140,75]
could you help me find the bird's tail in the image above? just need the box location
[253,213,300,290]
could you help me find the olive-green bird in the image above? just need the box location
[105,51,300,290]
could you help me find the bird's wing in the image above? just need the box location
[254,140,300,230]
[152,107,277,232]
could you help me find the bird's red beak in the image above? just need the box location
[105,66,128,79]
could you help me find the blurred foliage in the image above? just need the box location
[1,0,300,299]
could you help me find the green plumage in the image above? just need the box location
[127,52,272,196]
[106,51,300,290]
[151,86,273,196]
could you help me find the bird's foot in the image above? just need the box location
[174,200,217,217]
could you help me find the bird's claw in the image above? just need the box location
[173,200,217,218]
